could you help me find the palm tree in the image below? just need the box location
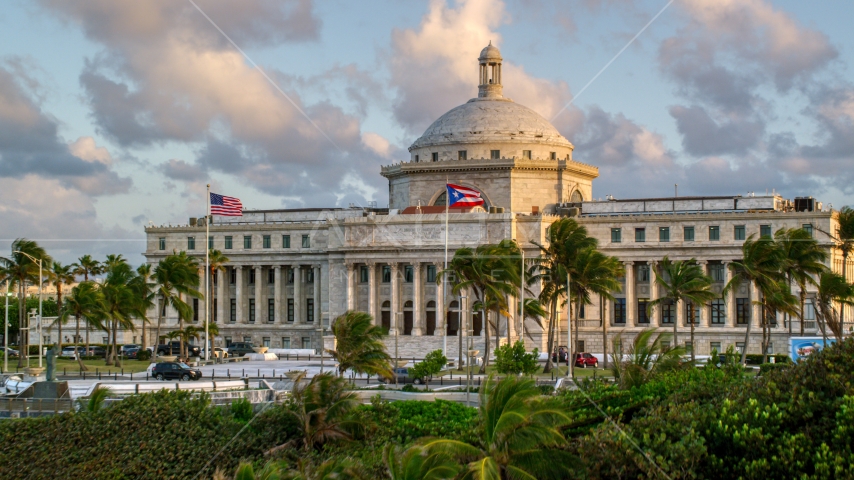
[173,251,201,359]
[59,281,105,371]
[835,206,854,334]
[152,254,200,361]
[423,375,578,479]
[329,310,392,379]
[648,257,716,362]
[775,227,828,336]
[231,461,282,480]
[131,264,155,354]
[72,254,103,354]
[530,218,597,373]
[724,235,786,365]
[0,239,51,368]
[45,261,75,353]
[610,329,686,389]
[100,259,139,366]
[814,271,854,341]
[384,443,461,480]
[759,283,799,363]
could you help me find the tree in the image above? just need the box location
[423,375,578,479]
[610,329,686,390]
[0,239,51,368]
[72,254,103,354]
[814,271,854,341]
[384,443,460,480]
[775,227,828,336]
[648,257,717,362]
[60,281,106,371]
[231,461,282,480]
[152,254,201,361]
[45,261,75,353]
[835,206,854,333]
[409,349,447,389]
[328,310,392,379]
[100,259,139,366]
[131,263,156,354]
[493,340,539,376]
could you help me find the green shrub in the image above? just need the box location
[494,341,539,375]
[401,384,419,392]
[136,350,152,361]
[538,385,555,395]
[758,362,791,375]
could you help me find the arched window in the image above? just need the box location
[570,190,583,203]
[404,301,413,309]
[426,301,436,309]
[381,301,391,309]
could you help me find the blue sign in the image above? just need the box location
[789,336,836,362]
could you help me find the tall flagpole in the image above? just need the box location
[443,179,449,356]
[205,184,211,362]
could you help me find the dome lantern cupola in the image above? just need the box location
[478,41,503,99]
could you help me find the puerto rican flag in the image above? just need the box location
[446,183,484,207]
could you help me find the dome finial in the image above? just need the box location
[478,42,503,98]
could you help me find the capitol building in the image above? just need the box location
[143,44,848,359]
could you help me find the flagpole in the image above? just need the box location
[205,184,210,362]
[443,179,449,357]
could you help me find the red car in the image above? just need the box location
[573,353,599,368]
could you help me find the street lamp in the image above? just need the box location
[4,279,10,373]
[511,238,527,347]
[15,250,43,368]
[319,312,329,374]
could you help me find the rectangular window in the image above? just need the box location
[187,237,196,250]
[244,336,252,343]
[760,225,772,237]
[263,235,271,248]
[404,265,414,283]
[638,265,650,283]
[637,299,650,324]
[426,265,436,283]
[414,155,419,162]
[287,269,294,284]
[302,235,310,248]
[230,299,236,323]
[268,268,275,284]
[158,237,166,250]
[684,226,695,242]
[243,235,252,249]
[611,228,622,243]
[661,341,671,349]
[709,226,720,241]
[193,298,199,322]
[382,265,391,283]
[306,299,314,323]
[614,298,627,324]
[225,236,233,249]
[659,227,670,242]
[360,266,369,283]
[736,298,750,324]
[212,298,217,322]
[268,298,274,322]
[635,228,646,242]
[550,151,556,160]
[302,337,311,349]
[710,263,725,282]
[734,225,746,240]
[283,235,291,248]
[685,341,693,353]
[225,336,232,347]
[710,342,722,353]
[805,299,816,320]
[248,299,255,323]
[263,337,270,348]
[765,343,774,354]
[431,152,438,162]
[490,149,500,159]
[687,304,700,324]
[522,150,532,159]
[249,268,255,285]
[458,150,467,161]
[736,342,745,353]
[661,302,675,324]
[579,304,585,319]
[763,307,777,326]
[287,299,294,322]
[230,268,236,284]
[282,337,290,349]
[710,299,726,324]
[208,236,214,249]
[803,224,813,238]
[306,269,314,283]
[576,340,585,353]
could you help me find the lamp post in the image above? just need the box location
[15,250,43,368]
[511,238,526,346]
[394,312,401,386]
[567,272,573,380]
[4,279,10,373]
[319,312,329,374]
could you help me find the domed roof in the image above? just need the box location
[409,98,572,150]
[479,41,502,61]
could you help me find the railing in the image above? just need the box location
[1,398,74,416]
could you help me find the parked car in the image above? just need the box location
[551,346,569,364]
[0,347,19,358]
[121,344,140,354]
[155,342,201,357]
[60,346,86,359]
[151,361,202,381]
[379,367,425,385]
[201,347,228,359]
[573,352,599,368]
[86,346,107,357]
[227,342,255,357]
[125,348,140,359]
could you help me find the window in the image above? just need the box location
[302,235,310,248]
[736,342,745,353]
[302,337,311,349]
[224,336,233,347]
[212,298,217,322]
[208,236,213,249]
[610,228,621,243]
[490,149,500,159]
[710,263,725,282]
[638,265,650,283]
[248,299,255,323]
[268,299,274,322]
[765,343,774,354]
[426,265,436,283]
[282,337,290,349]
[458,150,467,160]
[661,341,671,349]
[306,299,314,322]
[360,266,369,283]
[404,265,414,283]
[659,227,670,242]
[614,298,627,324]
[635,228,646,242]
[684,341,693,353]
[263,337,270,348]
[193,298,199,322]
[661,301,675,324]
[382,266,391,283]
[414,155,419,162]
[802,224,813,238]
[244,235,252,249]
[249,269,255,285]
[522,150,532,159]
[306,269,314,283]
[637,299,650,324]
[686,303,700,324]
[760,225,772,237]
[710,299,726,324]
[187,237,196,250]
[576,340,585,352]
[158,237,166,250]
[263,235,271,249]
[805,299,816,320]
[550,152,556,160]
[287,299,294,322]
[268,268,275,284]
[734,225,746,240]
[763,307,777,326]
[736,298,750,324]
[710,342,722,353]
[225,236,233,249]
[287,268,294,284]
[283,235,291,248]
[579,304,585,318]
[684,226,695,242]
[709,226,720,241]
[243,336,252,343]
[230,299,236,323]
[432,152,439,162]
[230,268,236,284]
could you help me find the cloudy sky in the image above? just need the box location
[2,0,853,264]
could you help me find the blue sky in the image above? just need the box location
[1,0,853,264]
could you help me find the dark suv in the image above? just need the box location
[156,342,201,357]
[227,342,255,357]
[152,362,202,381]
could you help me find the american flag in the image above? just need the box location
[210,192,243,216]
[446,183,484,207]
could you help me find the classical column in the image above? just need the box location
[624,261,635,325]
[649,261,659,325]
[293,265,302,324]
[751,280,761,333]
[313,264,321,325]
[412,262,423,335]
[254,265,264,323]
[235,265,244,324]
[346,262,356,311]
[274,266,282,323]
[390,262,400,334]
[368,262,377,325]
[697,261,708,327]
[676,299,685,337]
[217,268,226,324]
[435,261,445,334]
[724,261,736,327]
